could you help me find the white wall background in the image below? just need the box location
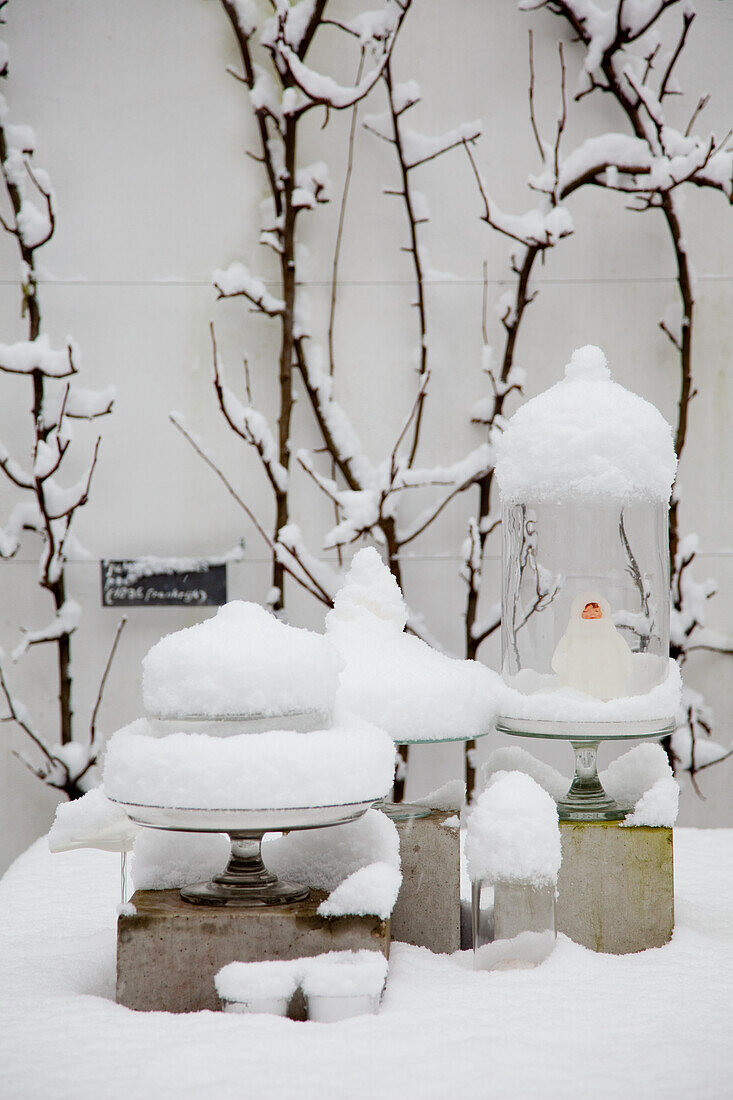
[1,0,732,875]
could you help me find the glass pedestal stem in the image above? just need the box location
[180,832,309,907]
[556,740,628,822]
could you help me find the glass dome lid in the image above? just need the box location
[494,344,677,507]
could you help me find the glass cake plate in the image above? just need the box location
[379,726,492,822]
[110,797,379,907]
[146,707,331,736]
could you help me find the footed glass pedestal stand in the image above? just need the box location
[495,717,675,822]
[110,800,379,907]
[378,728,492,822]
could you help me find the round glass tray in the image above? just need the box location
[495,718,675,822]
[398,727,493,746]
[146,707,331,736]
[379,726,491,821]
[496,716,675,741]
[109,798,378,834]
[110,796,378,907]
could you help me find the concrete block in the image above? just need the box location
[556,822,674,954]
[117,889,389,1014]
[392,810,461,954]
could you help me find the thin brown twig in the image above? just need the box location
[89,616,126,746]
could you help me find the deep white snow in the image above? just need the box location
[142,600,342,719]
[327,549,503,742]
[500,656,682,726]
[300,950,389,998]
[215,959,300,1003]
[48,789,139,853]
[102,717,395,809]
[1,829,731,1099]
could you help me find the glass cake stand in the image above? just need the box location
[110,798,379,907]
[495,716,675,821]
[379,728,493,822]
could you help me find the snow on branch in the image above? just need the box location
[275,523,338,605]
[0,335,76,378]
[297,343,376,489]
[279,45,390,111]
[399,120,482,171]
[213,262,285,315]
[466,140,573,247]
[0,500,42,558]
[0,435,34,489]
[210,325,288,494]
[41,440,101,521]
[273,2,409,115]
[64,385,116,420]
[12,600,81,661]
[0,128,55,248]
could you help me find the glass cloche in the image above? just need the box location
[493,345,681,818]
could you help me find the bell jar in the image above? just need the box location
[494,345,680,745]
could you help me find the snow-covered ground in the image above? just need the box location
[1,830,732,1100]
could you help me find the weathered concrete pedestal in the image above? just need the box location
[392,810,461,954]
[556,822,674,953]
[117,889,389,1015]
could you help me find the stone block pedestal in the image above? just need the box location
[392,810,461,954]
[117,889,389,1014]
[556,822,674,954]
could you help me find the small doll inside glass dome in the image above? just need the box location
[494,344,681,736]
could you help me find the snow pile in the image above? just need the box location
[480,747,569,803]
[465,772,561,886]
[473,929,557,972]
[601,743,679,827]
[131,830,229,891]
[622,778,680,828]
[494,345,677,503]
[412,779,466,811]
[142,601,342,718]
[501,657,682,725]
[327,549,503,742]
[317,862,402,920]
[265,808,399,891]
[300,950,388,999]
[266,808,402,918]
[48,789,139,854]
[330,547,407,630]
[215,960,300,1004]
[102,717,395,809]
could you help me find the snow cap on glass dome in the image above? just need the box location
[493,345,677,505]
[142,600,342,719]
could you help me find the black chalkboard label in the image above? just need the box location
[101,560,227,607]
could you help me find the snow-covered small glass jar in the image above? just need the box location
[494,346,680,742]
[301,950,388,1022]
[215,959,299,1017]
[467,772,559,968]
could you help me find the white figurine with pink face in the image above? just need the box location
[551,593,634,702]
